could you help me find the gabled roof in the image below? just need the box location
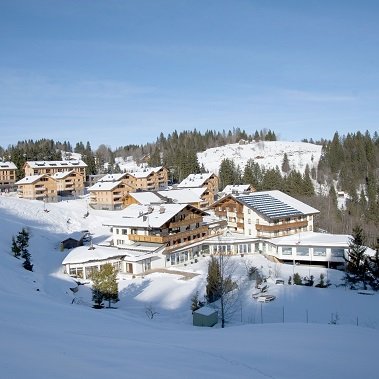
[52,170,77,180]
[157,188,206,204]
[213,190,319,220]
[128,166,164,179]
[25,160,87,169]
[98,173,128,182]
[177,172,215,188]
[105,203,208,229]
[88,180,123,191]
[236,190,319,219]
[0,161,17,170]
[128,188,206,206]
[16,174,49,185]
[128,192,164,205]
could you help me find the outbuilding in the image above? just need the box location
[193,306,218,327]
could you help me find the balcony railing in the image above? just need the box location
[255,220,308,233]
[169,215,203,228]
[128,225,209,245]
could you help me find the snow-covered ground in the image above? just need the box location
[197,140,322,175]
[0,194,378,379]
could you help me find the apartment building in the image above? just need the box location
[16,174,58,201]
[177,172,219,206]
[24,160,87,178]
[211,190,319,239]
[89,180,134,210]
[131,166,168,191]
[52,170,85,197]
[88,167,169,210]
[0,161,17,191]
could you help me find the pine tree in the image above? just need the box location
[345,226,368,289]
[218,158,240,189]
[91,264,119,308]
[281,153,290,174]
[11,236,21,258]
[302,165,315,196]
[17,228,30,260]
[12,228,33,271]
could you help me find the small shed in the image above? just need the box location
[60,232,84,250]
[193,306,218,327]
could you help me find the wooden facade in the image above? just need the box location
[53,171,85,197]
[0,162,17,191]
[24,160,87,179]
[16,175,58,201]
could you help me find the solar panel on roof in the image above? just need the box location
[237,194,303,219]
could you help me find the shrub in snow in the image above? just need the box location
[293,273,302,285]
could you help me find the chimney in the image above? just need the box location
[159,206,165,214]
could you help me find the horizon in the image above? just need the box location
[1,1,379,149]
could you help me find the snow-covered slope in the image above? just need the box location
[0,194,378,379]
[198,141,322,175]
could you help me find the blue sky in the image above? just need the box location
[1,0,378,149]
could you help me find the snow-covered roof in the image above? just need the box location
[193,306,217,316]
[128,166,163,179]
[222,184,251,194]
[236,190,319,219]
[106,203,188,228]
[157,188,206,204]
[177,173,214,188]
[129,192,164,205]
[269,231,350,247]
[25,160,87,168]
[16,174,46,185]
[105,203,207,228]
[88,180,123,191]
[0,161,17,170]
[62,243,164,265]
[52,170,75,180]
[98,173,127,182]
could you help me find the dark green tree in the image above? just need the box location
[218,158,241,189]
[11,236,21,258]
[345,226,368,289]
[281,153,290,174]
[91,264,119,308]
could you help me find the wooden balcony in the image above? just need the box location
[255,220,308,233]
[169,215,203,228]
[128,225,209,245]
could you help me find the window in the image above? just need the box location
[313,247,326,256]
[296,247,309,256]
[282,246,292,255]
[331,248,345,257]
[122,229,127,235]
[248,209,251,214]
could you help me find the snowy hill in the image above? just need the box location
[0,194,378,379]
[198,140,322,175]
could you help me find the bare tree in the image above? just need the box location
[206,253,240,328]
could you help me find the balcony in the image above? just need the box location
[255,220,308,233]
[128,225,209,245]
[169,215,203,228]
